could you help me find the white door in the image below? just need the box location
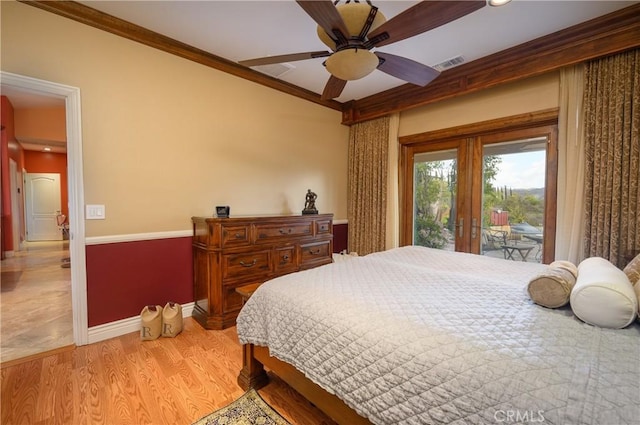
[25,173,62,241]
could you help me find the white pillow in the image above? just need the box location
[570,257,637,329]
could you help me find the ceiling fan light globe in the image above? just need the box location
[488,0,512,6]
[325,49,379,81]
[317,3,387,50]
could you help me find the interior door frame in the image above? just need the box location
[9,159,21,250]
[399,109,558,262]
[1,71,88,346]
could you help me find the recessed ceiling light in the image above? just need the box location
[488,0,512,6]
[43,147,52,152]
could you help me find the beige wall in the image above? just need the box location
[399,72,560,137]
[1,1,349,237]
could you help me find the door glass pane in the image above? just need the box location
[481,138,546,262]
[413,149,457,251]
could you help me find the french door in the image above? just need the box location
[401,121,557,263]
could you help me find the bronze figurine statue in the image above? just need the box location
[302,189,318,214]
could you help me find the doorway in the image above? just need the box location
[401,112,558,263]
[1,71,88,360]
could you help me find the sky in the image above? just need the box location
[490,151,546,189]
[418,149,547,190]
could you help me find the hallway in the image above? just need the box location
[1,241,73,364]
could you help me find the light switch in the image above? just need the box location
[86,204,106,220]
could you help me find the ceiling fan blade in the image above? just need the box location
[321,75,347,100]
[367,1,486,48]
[296,0,349,44]
[375,52,440,86]
[239,51,331,67]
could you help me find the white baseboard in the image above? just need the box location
[87,302,195,344]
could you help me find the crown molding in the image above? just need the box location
[342,3,640,125]
[18,0,343,112]
[19,1,640,126]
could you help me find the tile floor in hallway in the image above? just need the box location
[1,241,74,364]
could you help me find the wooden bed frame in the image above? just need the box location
[238,343,371,425]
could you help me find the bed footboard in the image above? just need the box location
[238,343,371,425]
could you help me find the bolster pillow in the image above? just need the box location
[570,257,637,329]
[549,260,578,279]
[623,254,640,320]
[623,253,640,287]
[528,266,576,308]
[635,283,640,318]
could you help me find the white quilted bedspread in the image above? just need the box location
[236,246,640,425]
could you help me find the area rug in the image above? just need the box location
[192,389,290,425]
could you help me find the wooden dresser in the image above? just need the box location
[191,214,334,329]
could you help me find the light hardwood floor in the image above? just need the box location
[1,317,338,425]
[1,241,74,364]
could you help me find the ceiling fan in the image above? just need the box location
[239,0,487,100]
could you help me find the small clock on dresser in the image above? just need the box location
[216,206,230,218]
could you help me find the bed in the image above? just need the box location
[236,246,640,424]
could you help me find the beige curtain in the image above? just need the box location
[556,65,586,264]
[583,49,640,268]
[348,116,389,255]
[386,113,400,250]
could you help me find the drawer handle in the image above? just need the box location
[234,232,244,239]
[279,228,292,234]
[282,254,290,261]
[239,259,257,268]
[309,249,321,255]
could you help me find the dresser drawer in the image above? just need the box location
[254,221,313,243]
[274,246,297,274]
[299,240,332,267]
[221,225,250,248]
[315,219,332,235]
[222,250,272,281]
